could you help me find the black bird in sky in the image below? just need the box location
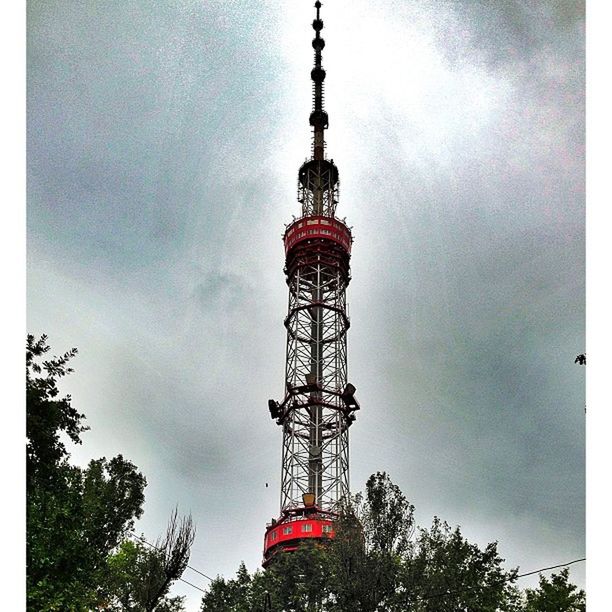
[575,353,586,365]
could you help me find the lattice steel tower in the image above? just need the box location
[263,1,360,565]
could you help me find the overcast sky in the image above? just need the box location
[27,1,584,609]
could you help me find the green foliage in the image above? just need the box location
[26,334,86,485]
[267,542,332,612]
[524,568,586,612]
[200,562,259,612]
[325,498,374,611]
[398,516,517,611]
[200,546,332,612]
[363,472,415,557]
[324,487,406,611]
[28,456,146,610]
[26,335,147,611]
[102,538,189,611]
[105,539,142,607]
[102,509,194,611]
[199,576,239,611]
[154,596,188,612]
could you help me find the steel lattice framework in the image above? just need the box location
[263,1,360,565]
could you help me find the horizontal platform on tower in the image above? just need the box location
[262,506,336,566]
[284,215,352,255]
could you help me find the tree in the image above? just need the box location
[265,541,332,612]
[362,472,415,557]
[27,335,147,610]
[26,334,86,485]
[200,562,259,612]
[199,575,239,611]
[326,497,373,611]
[524,568,586,612]
[201,546,332,612]
[327,486,407,612]
[397,516,518,611]
[103,510,196,611]
[359,472,416,610]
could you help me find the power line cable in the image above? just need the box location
[176,576,208,595]
[515,557,585,579]
[413,557,586,603]
[128,531,215,584]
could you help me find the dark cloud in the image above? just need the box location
[443,0,584,69]
[194,273,250,312]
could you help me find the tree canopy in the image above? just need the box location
[524,568,586,612]
[101,509,195,612]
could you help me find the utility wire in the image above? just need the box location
[413,557,586,603]
[176,576,208,595]
[516,557,585,579]
[127,531,214,588]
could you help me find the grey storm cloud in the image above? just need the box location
[28,1,584,609]
[195,273,251,311]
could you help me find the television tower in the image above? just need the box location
[263,1,360,565]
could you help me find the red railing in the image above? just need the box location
[284,215,352,255]
[263,516,335,557]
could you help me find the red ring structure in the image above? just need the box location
[284,215,352,255]
[263,509,336,567]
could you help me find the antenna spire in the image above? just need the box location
[310,1,328,160]
[296,0,339,217]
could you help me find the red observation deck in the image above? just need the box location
[263,514,335,566]
[284,215,352,255]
